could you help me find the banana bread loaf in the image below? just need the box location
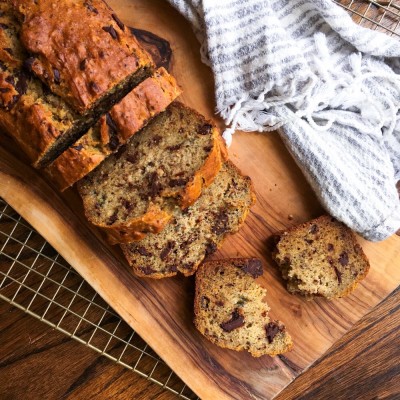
[194,258,293,357]
[272,215,370,300]
[120,161,255,278]
[11,0,153,114]
[45,68,181,191]
[78,102,227,244]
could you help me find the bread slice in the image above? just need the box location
[11,0,153,114]
[272,215,370,300]
[120,161,255,278]
[194,259,293,357]
[45,68,181,191]
[78,102,227,244]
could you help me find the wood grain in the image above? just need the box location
[0,0,399,399]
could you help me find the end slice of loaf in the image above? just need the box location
[45,68,181,191]
[120,161,255,278]
[78,102,227,244]
[194,258,293,357]
[273,215,370,300]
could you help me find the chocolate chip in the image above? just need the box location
[4,48,13,55]
[160,241,174,261]
[102,25,119,40]
[212,210,229,235]
[239,259,263,278]
[203,145,212,152]
[305,239,314,244]
[220,309,245,332]
[166,144,182,151]
[112,13,125,30]
[216,300,224,306]
[140,266,156,275]
[0,61,6,71]
[182,262,195,270]
[327,243,334,252]
[72,144,84,151]
[105,113,119,150]
[338,252,349,266]
[84,2,98,14]
[136,246,152,257]
[265,321,284,344]
[53,68,60,84]
[334,266,342,284]
[200,296,210,310]
[107,211,118,225]
[197,123,213,135]
[205,241,217,255]
[0,87,10,93]
[122,199,133,211]
[169,178,188,187]
[126,153,138,164]
[148,172,162,198]
[79,59,87,71]
[310,224,318,234]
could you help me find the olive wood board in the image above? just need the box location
[0,1,399,399]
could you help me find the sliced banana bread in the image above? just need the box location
[11,0,153,115]
[120,161,255,278]
[78,102,227,244]
[194,259,293,357]
[272,215,370,300]
[45,68,181,191]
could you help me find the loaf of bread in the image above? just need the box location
[272,215,370,300]
[78,102,227,244]
[0,2,81,167]
[120,161,255,278]
[11,0,153,114]
[45,68,181,191]
[194,258,293,357]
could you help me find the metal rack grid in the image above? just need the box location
[0,1,399,399]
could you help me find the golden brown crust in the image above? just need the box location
[45,68,182,191]
[12,0,153,113]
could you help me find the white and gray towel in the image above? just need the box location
[167,0,400,241]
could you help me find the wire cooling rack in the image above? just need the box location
[0,1,399,399]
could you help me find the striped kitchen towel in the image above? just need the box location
[167,0,400,241]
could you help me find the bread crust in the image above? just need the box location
[46,68,181,191]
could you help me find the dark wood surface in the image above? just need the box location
[1,287,398,399]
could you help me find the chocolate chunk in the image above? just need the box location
[203,145,213,152]
[160,241,174,261]
[169,178,188,187]
[107,211,118,225]
[105,113,119,150]
[112,13,125,30]
[182,262,195,270]
[166,144,182,151]
[310,224,318,234]
[136,246,152,257]
[327,243,334,252]
[197,123,213,135]
[220,309,245,332]
[212,210,229,235]
[305,239,314,244]
[334,266,342,284]
[338,252,349,266]
[239,259,263,278]
[102,25,119,40]
[265,321,284,344]
[72,144,84,151]
[84,2,98,14]
[53,68,61,84]
[122,199,133,211]
[200,296,210,310]
[205,241,217,255]
[79,59,87,71]
[140,266,156,275]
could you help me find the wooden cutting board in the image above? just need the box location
[1,1,399,399]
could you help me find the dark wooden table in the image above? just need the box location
[1,286,399,399]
